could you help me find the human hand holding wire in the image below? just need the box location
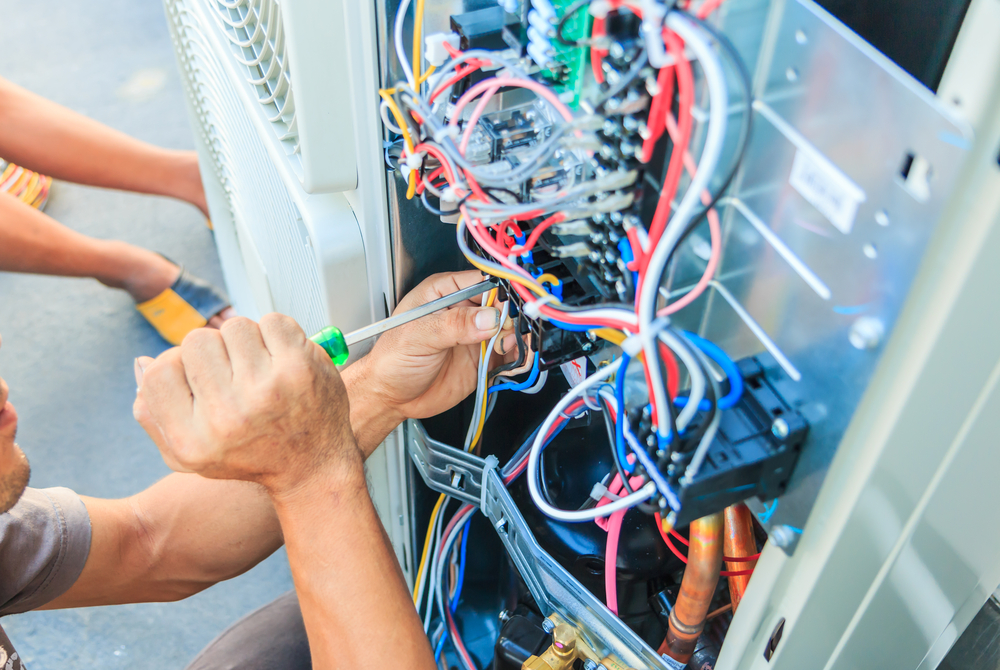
[344,271,518,433]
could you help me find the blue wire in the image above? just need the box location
[547,319,601,332]
[434,632,448,662]
[489,350,540,394]
[680,331,743,409]
[615,353,633,473]
[451,517,472,612]
[617,237,639,290]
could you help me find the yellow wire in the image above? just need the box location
[406,171,417,200]
[378,89,415,154]
[592,328,626,346]
[413,288,497,606]
[417,64,436,85]
[413,0,426,84]
[535,273,561,288]
[463,254,550,298]
[413,492,447,605]
[469,289,498,451]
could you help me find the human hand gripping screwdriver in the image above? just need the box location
[309,279,497,364]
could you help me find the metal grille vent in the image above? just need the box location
[167,0,327,334]
[207,0,300,161]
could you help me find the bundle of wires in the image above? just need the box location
[391,0,752,654]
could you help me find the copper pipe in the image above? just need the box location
[662,512,724,664]
[723,503,759,612]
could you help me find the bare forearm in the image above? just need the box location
[0,77,202,206]
[274,463,434,670]
[44,474,282,608]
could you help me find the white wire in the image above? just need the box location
[463,300,509,450]
[520,368,548,394]
[380,98,404,134]
[413,504,440,613]
[657,329,705,432]
[423,501,446,631]
[527,358,657,521]
[639,12,729,438]
[393,0,416,88]
[681,339,724,483]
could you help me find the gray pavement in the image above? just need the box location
[0,1,293,667]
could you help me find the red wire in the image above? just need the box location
[515,212,566,253]
[415,166,445,195]
[647,29,695,246]
[640,64,675,163]
[430,63,482,103]
[695,0,727,19]
[654,514,757,577]
[590,16,607,84]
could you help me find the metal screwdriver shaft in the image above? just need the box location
[309,279,496,364]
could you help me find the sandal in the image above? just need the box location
[136,266,231,345]
[0,160,52,210]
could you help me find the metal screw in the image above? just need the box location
[785,67,799,82]
[875,209,890,226]
[849,316,885,350]
[795,29,808,44]
[863,243,878,259]
[609,42,626,59]
[771,417,790,440]
[498,609,511,624]
[542,617,556,634]
[583,661,598,670]
[770,525,795,549]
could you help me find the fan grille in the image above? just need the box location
[207,0,300,162]
[167,0,327,334]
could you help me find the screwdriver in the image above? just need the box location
[309,279,497,365]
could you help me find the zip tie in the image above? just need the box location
[523,293,559,319]
[433,125,460,143]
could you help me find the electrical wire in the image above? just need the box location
[394,0,416,87]
[638,13,729,440]
[527,358,658,522]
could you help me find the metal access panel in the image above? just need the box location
[664,0,972,547]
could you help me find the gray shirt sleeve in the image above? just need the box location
[0,487,92,616]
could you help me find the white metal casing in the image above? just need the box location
[162,0,410,564]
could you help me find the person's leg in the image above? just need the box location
[0,192,230,327]
[185,591,311,670]
[0,77,207,217]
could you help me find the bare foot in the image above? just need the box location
[100,243,233,328]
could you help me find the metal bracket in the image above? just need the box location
[405,419,668,670]
[406,419,489,507]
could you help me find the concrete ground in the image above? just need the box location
[0,1,293,668]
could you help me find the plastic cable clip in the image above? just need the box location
[433,125,460,143]
[522,293,559,319]
[481,455,499,511]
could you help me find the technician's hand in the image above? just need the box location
[133,314,360,496]
[347,271,517,427]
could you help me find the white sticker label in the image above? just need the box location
[560,357,588,387]
[788,148,866,234]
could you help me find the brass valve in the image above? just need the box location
[523,624,577,670]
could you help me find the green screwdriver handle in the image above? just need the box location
[309,326,349,366]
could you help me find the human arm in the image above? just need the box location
[133,314,436,669]
[40,474,281,609]
[43,271,513,611]
[0,76,207,215]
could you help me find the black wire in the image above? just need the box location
[555,0,592,47]
[652,12,755,296]
[393,89,422,144]
[598,395,660,515]
[490,315,528,378]
[682,12,754,224]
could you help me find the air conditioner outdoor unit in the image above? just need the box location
[162,0,412,564]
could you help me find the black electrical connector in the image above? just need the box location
[672,354,809,527]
